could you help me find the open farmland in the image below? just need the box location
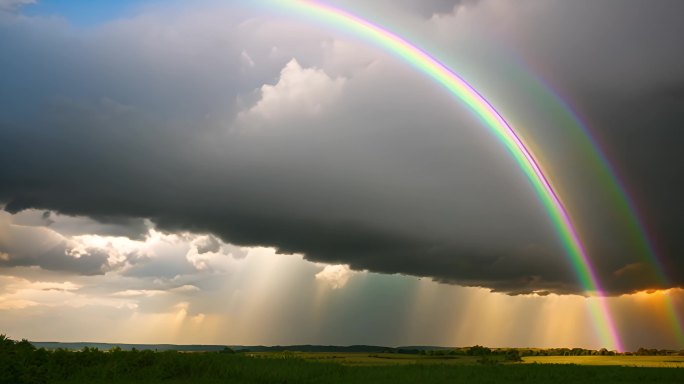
[522,355,684,367]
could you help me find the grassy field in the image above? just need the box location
[6,351,684,383]
[522,355,684,367]
[250,351,684,368]
[3,336,684,384]
[44,354,684,384]
[248,351,485,366]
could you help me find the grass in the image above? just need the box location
[42,352,684,383]
[248,351,484,366]
[252,351,684,368]
[49,360,684,384]
[522,355,684,367]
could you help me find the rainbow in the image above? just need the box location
[536,86,684,346]
[270,0,623,350]
[493,52,683,346]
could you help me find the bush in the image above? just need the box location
[505,349,522,362]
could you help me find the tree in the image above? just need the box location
[467,345,491,356]
[504,349,522,362]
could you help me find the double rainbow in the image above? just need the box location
[271,0,623,350]
[543,91,684,346]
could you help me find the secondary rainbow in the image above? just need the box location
[537,84,684,346]
[496,50,683,346]
[270,0,623,350]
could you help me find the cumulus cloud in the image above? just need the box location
[0,0,682,296]
[193,236,221,255]
[241,58,346,121]
[315,264,356,289]
[0,210,201,277]
[0,211,112,275]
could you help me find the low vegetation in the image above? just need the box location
[2,335,683,384]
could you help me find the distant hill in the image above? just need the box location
[30,341,453,353]
[31,342,228,352]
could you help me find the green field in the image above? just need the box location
[522,355,684,367]
[3,336,684,384]
[248,351,484,366]
[256,351,684,368]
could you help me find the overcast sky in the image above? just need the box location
[0,0,683,350]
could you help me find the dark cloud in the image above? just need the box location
[0,217,110,275]
[7,209,149,240]
[79,216,149,240]
[0,210,150,275]
[195,236,221,255]
[0,0,682,295]
[497,0,684,290]
[41,211,54,225]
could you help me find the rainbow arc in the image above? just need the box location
[271,0,637,350]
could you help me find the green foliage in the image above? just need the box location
[466,345,492,356]
[0,335,45,384]
[635,347,676,356]
[476,356,499,365]
[504,349,522,362]
[220,346,235,354]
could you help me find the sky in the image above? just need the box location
[0,0,683,351]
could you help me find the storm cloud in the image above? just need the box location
[1,0,683,295]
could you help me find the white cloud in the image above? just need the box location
[0,276,136,310]
[112,289,166,298]
[29,281,81,291]
[242,59,346,121]
[112,284,199,298]
[66,234,152,272]
[170,284,200,294]
[315,264,356,289]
